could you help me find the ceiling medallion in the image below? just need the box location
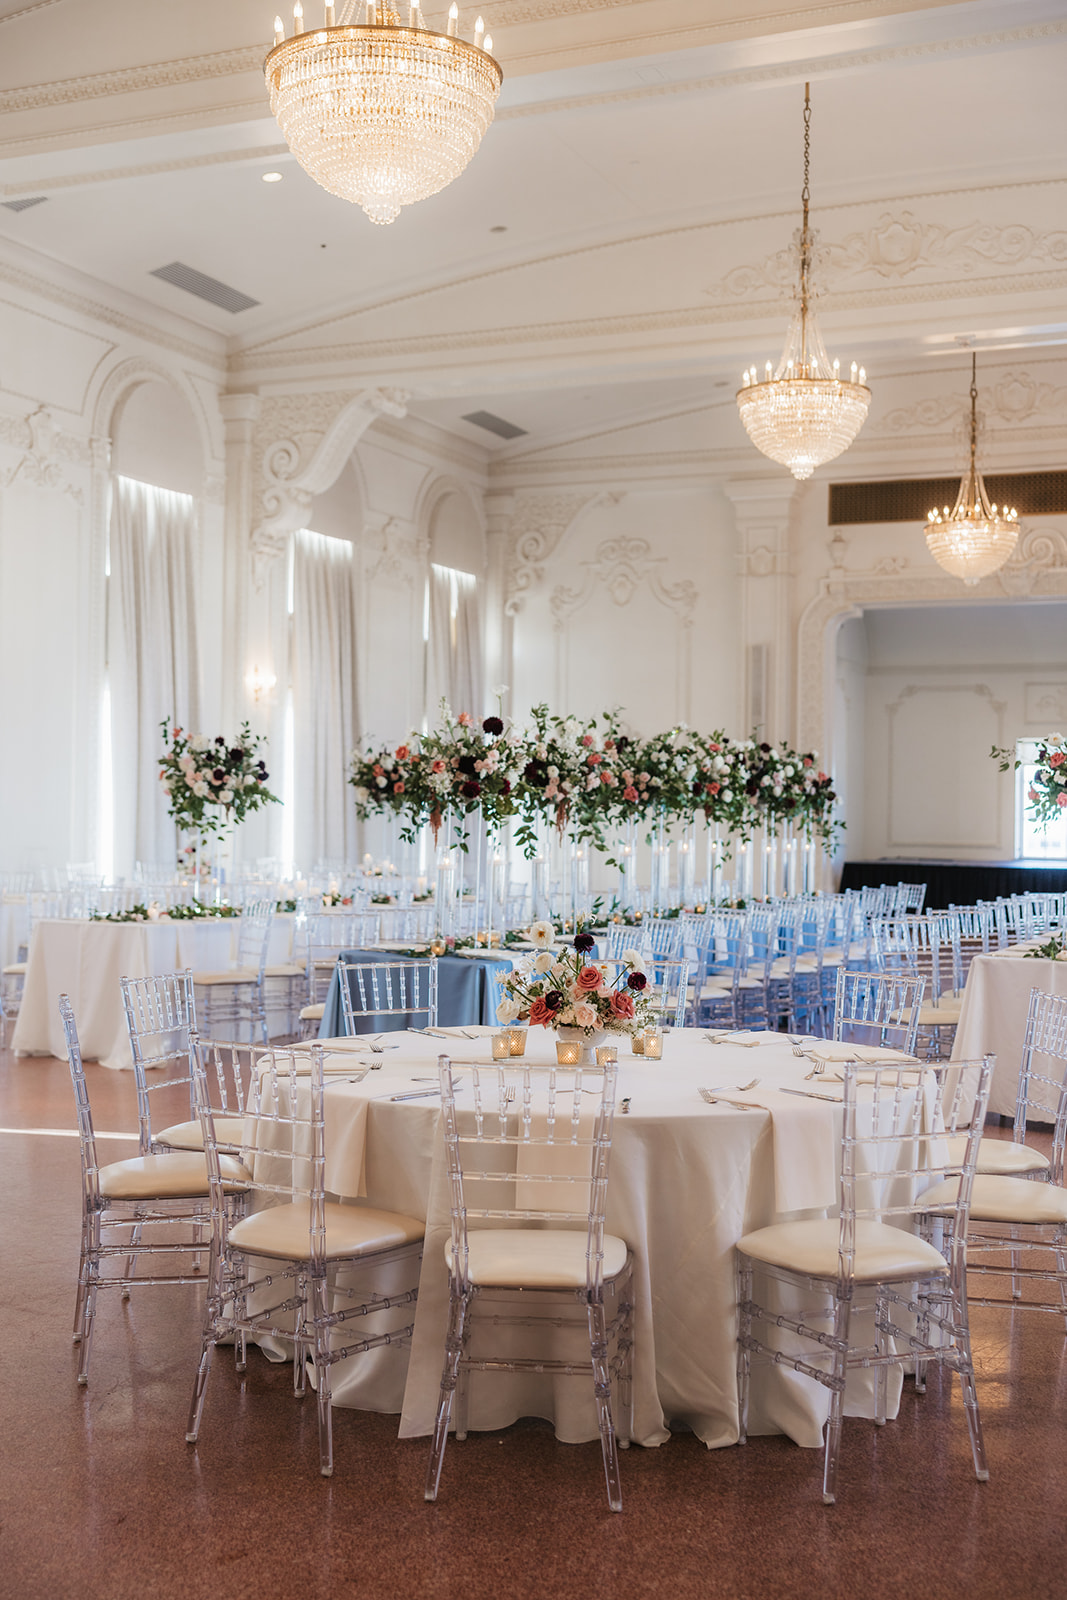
[265,0,502,226]
[924,352,1018,585]
[737,84,871,480]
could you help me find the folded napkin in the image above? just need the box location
[719,1088,838,1214]
[432,1024,497,1038]
[801,1043,919,1065]
[324,1079,386,1199]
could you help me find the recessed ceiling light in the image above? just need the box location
[262,171,283,183]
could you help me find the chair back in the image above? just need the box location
[647,956,691,1027]
[438,1054,620,1295]
[602,924,651,961]
[833,968,926,1056]
[836,1055,993,1286]
[120,970,198,1153]
[874,913,961,1005]
[1016,987,1067,1183]
[304,913,382,1006]
[192,1039,328,1265]
[236,901,275,974]
[338,958,438,1032]
[59,994,102,1214]
[646,918,683,959]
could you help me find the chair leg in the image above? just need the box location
[425,1282,469,1503]
[186,1336,217,1443]
[311,1274,334,1478]
[588,1296,622,1513]
[821,1293,852,1506]
[955,1283,989,1483]
[76,1262,100,1385]
[736,1257,753,1445]
[123,1216,145,1295]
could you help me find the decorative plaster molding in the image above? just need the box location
[1025,683,1067,724]
[0,406,84,502]
[795,522,1067,761]
[717,213,1067,299]
[885,682,1004,851]
[503,490,603,615]
[365,516,421,589]
[880,369,1067,434]
[0,45,265,115]
[251,387,410,590]
[549,534,697,626]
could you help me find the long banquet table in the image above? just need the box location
[295,1026,904,1452]
[952,942,1067,1118]
[11,914,297,1068]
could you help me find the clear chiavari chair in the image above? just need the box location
[298,911,383,1037]
[338,958,438,1034]
[738,1055,994,1503]
[425,1054,634,1512]
[645,955,692,1028]
[832,968,925,1057]
[60,994,252,1385]
[874,913,962,1060]
[191,899,274,1045]
[185,1040,424,1476]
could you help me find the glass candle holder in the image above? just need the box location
[630,1030,646,1056]
[643,1027,664,1060]
[492,1032,512,1061]
[596,1044,618,1067]
[507,1026,527,1057]
[556,1037,582,1066]
[430,937,447,957]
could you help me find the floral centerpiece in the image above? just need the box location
[495,922,656,1043]
[159,718,280,880]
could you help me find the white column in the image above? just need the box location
[724,479,798,747]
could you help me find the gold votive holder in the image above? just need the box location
[489,931,501,948]
[429,937,447,957]
[630,1030,646,1056]
[596,1044,618,1067]
[643,1028,664,1060]
[556,1038,582,1066]
[492,1032,512,1061]
[507,1026,527,1057]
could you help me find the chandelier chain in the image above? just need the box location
[801,81,811,233]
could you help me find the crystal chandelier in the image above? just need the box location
[736,85,870,480]
[265,0,502,226]
[924,353,1018,585]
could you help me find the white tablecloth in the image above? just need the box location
[296,1027,905,1452]
[12,915,298,1068]
[0,895,29,967]
[952,944,1067,1118]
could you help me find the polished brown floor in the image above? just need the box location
[4,1042,1067,1600]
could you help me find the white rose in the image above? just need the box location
[244,774,257,788]
[375,776,387,788]
[190,734,209,752]
[528,920,555,948]
[533,951,554,974]
[722,789,732,802]
[219,789,234,803]
[496,995,521,1022]
[354,785,369,802]
[193,782,209,798]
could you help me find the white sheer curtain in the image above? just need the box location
[427,562,483,721]
[291,528,361,866]
[108,474,201,876]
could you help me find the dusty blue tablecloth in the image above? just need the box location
[318,948,514,1036]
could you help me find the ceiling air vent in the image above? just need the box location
[2,196,48,211]
[150,261,260,314]
[829,472,1067,524]
[462,410,528,441]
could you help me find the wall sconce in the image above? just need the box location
[246,664,277,703]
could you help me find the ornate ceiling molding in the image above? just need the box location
[0,405,84,502]
[502,489,606,615]
[250,387,409,590]
[0,44,265,115]
[878,369,1067,435]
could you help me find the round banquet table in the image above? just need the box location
[317,947,514,1036]
[295,1026,905,1453]
[11,914,297,1068]
[952,943,1067,1118]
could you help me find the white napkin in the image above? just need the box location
[716,1088,838,1214]
[323,1079,386,1199]
[801,1043,919,1065]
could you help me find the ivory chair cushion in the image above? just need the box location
[944,1135,1051,1177]
[890,1000,963,1027]
[266,962,306,978]
[229,1201,424,1261]
[192,968,259,986]
[155,1116,248,1153]
[2,961,27,976]
[299,1003,325,1022]
[445,1228,629,1289]
[99,1150,252,1200]
[737,1217,948,1283]
[921,1173,1067,1226]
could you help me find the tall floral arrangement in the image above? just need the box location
[159,718,279,836]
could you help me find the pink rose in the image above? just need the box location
[457,712,473,726]
[706,782,720,796]
[623,786,639,802]
[610,990,635,1020]
[587,752,601,765]
[601,771,615,785]
[1051,752,1066,767]
[529,996,553,1026]
[573,1002,597,1028]
[393,781,405,794]
[577,965,602,992]
[1058,794,1067,809]
[581,734,594,747]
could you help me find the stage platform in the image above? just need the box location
[838,858,1067,910]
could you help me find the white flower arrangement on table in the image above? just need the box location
[496,921,656,1037]
[159,718,280,836]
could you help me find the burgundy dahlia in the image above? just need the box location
[573,932,595,953]
[482,716,504,736]
[627,971,647,991]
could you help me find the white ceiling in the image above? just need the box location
[1,0,1065,453]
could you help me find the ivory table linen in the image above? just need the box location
[952,944,1067,1117]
